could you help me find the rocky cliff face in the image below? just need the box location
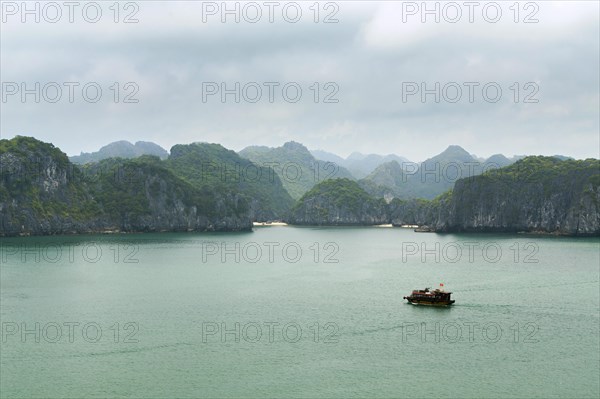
[84,158,252,233]
[285,178,388,225]
[169,142,294,221]
[4,139,598,237]
[0,137,251,236]
[1,137,93,235]
[438,165,600,235]
[389,196,450,228]
[289,157,600,236]
[287,195,388,225]
[390,157,600,236]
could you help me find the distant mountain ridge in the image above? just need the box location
[70,140,169,164]
[311,149,411,179]
[486,154,513,167]
[359,145,504,200]
[239,141,354,200]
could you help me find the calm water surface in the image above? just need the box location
[1,227,599,398]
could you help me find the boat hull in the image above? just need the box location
[404,298,455,307]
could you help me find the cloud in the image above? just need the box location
[1,1,598,161]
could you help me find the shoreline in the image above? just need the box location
[2,224,598,238]
[253,221,289,227]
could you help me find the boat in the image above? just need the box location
[403,284,455,306]
[413,225,434,233]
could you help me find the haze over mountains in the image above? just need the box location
[70,140,169,164]
[360,145,513,200]
[68,139,536,178]
[239,142,354,200]
[66,139,579,202]
[2,136,598,236]
[311,150,411,179]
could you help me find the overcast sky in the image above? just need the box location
[1,0,599,162]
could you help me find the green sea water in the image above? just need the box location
[1,227,599,398]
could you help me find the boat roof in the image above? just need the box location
[412,289,452,294]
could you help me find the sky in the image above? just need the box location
[1,0,599,162]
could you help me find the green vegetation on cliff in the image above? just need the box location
[477,156,599,189]
[443,156,600,234]
[83,155,239,220]
[167,142,294,220]
[287,156,599,235]
[293,178,377,214]
[2,137,598,236]
[0,136,99,224]
[0,137,252,236]
[287,178,388,225]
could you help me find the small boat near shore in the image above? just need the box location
[252,221,288,227]
[403,284,455,306]
[413,225,434,233]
